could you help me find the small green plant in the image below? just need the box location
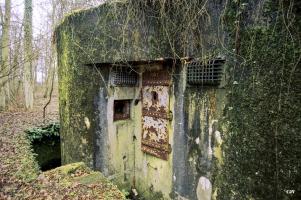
[25,122,60,143]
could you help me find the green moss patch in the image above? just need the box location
[40,162,126,199]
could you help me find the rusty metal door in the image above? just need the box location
[141,70,171,160]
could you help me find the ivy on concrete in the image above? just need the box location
[217,0,301,199]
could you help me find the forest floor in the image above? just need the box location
[0,86,125,200]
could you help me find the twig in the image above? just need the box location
[43,63,55,121]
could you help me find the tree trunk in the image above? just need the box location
[0,0,11,111]
[9,29,22,105]
[24,0,34,109]
[44,0,57,98]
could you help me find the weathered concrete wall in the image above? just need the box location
[172,64,227,200]
[182,87,226,199]
[55,3,173,65]
[56,26,104,167]
[93,68,110,174]
[217,1,301,199]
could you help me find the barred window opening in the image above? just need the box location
[187,58,225,85]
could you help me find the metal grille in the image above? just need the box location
[110,68,138,86]
[187,58,225,85]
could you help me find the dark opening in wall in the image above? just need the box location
[151,91,158,103]
[114,100,130,121]
[26,122,61,171]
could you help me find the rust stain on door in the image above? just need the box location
[141,70,172,160]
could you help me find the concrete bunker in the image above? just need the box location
[55,2,228,199]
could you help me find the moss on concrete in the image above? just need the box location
[43,162,126,199]
[55,1,301,199]
[216,1,301,199]
[50,162,87,175]
[73,172,108,185]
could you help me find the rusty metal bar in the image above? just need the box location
[141,145,169,160]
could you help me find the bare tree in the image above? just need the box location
[9,21,23,105]
[43,0,57,98]
[0,0,11,111]
[23,0,33,109]
[0,0,105,111]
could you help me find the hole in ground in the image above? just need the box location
[40,158,61,171]
[26,122,61,171]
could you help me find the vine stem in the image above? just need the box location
[43,62,55,121]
